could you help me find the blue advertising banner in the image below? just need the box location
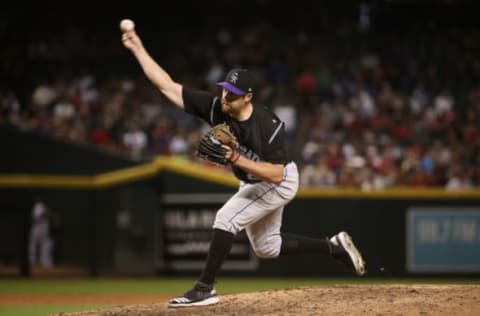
[407,208,480,273]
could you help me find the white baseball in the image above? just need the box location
[120,19,135,32]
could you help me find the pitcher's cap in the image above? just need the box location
[216,69,253,96]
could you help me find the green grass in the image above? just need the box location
[0,277,330,295]
[0,277,479,316]
[0,304,108,316]
[1,277,479,295]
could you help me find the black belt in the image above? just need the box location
[243,179,262,184]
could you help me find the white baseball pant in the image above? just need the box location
[213,162,299,258]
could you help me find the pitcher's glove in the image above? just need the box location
[196,123,240,165]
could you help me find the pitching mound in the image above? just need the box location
[58,284,480,316]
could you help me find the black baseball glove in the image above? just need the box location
[196,123,240,165]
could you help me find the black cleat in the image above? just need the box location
[331,231,366,276]
[168,281,219,308]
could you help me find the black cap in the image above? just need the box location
[216,69,254,96]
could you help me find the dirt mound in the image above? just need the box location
[57,284,480,316]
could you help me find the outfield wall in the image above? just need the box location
[1,127,479,277]
[2,170,480,278]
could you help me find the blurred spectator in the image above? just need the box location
[31,83,57,109]
[300,157,337,187]
[169,126,189,156]
[122,119,148,159]
[149,118,172,155]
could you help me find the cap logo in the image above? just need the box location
[229,72,239,84]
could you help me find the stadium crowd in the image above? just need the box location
[1,16,480,190]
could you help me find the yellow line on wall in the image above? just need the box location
[0,174,92,188]
[1,157,480,198]
[0,157,239,189]
[156,157,239,188]
[93,162,159,187]
[297,187,480,199]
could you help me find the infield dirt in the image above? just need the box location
[55,284,479,316]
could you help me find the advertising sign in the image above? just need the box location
[156,193,258,271]
[407,207,480,273]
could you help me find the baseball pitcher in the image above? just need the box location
[122,26,365,308]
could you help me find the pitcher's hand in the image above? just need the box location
[122,30,143,52]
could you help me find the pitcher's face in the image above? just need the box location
[221,88,245,116]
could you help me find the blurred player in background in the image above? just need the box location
[29,198,54,268]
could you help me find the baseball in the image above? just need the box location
[120,19,135,32]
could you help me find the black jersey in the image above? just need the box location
[183,87,289,183]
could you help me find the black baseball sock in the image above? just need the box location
[198,228,234,286]
[280,233,333,255]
